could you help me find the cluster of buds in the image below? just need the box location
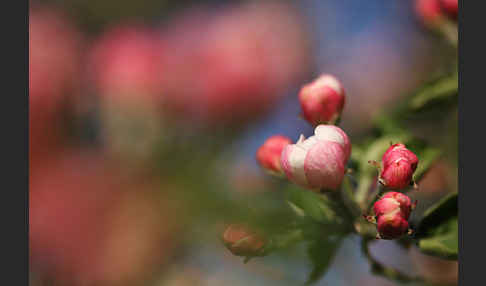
[365,144,420,239]
[376,143,419,190]
[367,192,416,240]
[280,125,351,192]
[227,72,424,259]
[298,74,346,127]
[222,224,267,258]
[226,74,349,259]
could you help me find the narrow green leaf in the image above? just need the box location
[410,75,458,110]
[416,192,458,236]
[418,217,458,260]
[416,192,458,260]
[305,237,342,285]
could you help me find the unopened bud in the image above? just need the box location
[382,143,418,172]
[376,215,410,240]
[298,74,345,126]
[379,143,418,190]
[372,192,413,240]
[222,224,266,257]
[440,0,458,20]
[256,135,292,175]
[280,125,350,191]
[373,192,413,220]
[415,0,445,27]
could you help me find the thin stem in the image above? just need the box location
[340,175,362,219]
[360,238,424,284]
[355,175,374,210]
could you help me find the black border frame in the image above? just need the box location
[2,0,29,284]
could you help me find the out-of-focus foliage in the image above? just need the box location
[415,192,458,260]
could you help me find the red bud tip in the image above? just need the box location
[256,135,292,175]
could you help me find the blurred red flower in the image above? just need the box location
[29,7,83,163]
[29,150,182,286]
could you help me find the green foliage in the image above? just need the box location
[305,237,342,285]
[415,192,458,260]
[409,74,458,111]
[284,185,351,233]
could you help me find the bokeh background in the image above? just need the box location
[29,0,458,285]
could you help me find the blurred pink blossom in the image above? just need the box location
[160,2,311,125]
[29,7,83,162]
[88,25,166,108]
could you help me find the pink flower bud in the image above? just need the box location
[280,125,350,191]
[380,144,418,190]
[415,0,445,27]
[298,74,346,126]
[256,135,292,175]
[440,0,458,20]
[314,125,351,162]
[376,215,410,240]
[373,192,413,239]
[222,224,266,257]
[373,192,412,220]
[382,143,419,172]
[380,160,415,190]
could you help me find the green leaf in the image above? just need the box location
[305,237,342,285]
[284,186,340,225]
[410,74,458,111]
[418,217,457,260]
[416,192,458,260]
[414,147,441,182]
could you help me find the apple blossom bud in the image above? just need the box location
[222,224,266,257]
[376,215,410,240]
[373,192,413,240]
[379,143,419,190]
[382,143,418,172]
[280,125,350,191]
[256,135,292,175]
[373,192,413,220]
[298,74,346,126]
[415,0,445,27]
[440,0,458,20]
[314,125,351,161]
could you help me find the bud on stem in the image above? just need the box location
[280,125,351,191]
[298,74,346,127]
[370,192,414,240]
[222,224,266,258]
[379,143,419,190]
